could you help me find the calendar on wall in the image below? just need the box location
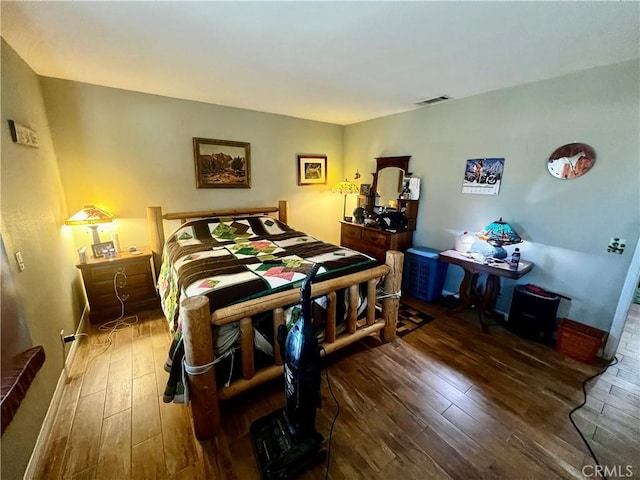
[462,158,505,195]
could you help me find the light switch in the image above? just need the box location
[15,251,25,271]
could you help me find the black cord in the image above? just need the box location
[569,356,619,480]
[320,347,340,480]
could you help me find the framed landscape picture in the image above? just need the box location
[297,155,327,185]
[193,138,251,188]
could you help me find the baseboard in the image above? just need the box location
[23,306,88,479]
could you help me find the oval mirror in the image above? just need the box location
[547,143,596,179]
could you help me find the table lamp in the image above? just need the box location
[65,205,114,245]
[476,217,522,259]
[332,179,359,220]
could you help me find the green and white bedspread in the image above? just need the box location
[157,215,379,333]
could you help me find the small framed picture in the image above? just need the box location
[360,184,371,196]
[92,241,115,258]
[297,155,327,185]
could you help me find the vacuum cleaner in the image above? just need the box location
[250,263,327,479]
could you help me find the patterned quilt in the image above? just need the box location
[158,215,380,332]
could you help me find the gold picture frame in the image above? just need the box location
[193,138,251,188]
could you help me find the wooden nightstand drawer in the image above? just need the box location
[91,286,156,309]
[89,273,152,295]
[89,259,149,282]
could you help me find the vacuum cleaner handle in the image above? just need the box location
[301,263,321,300]
[301,263,321,321]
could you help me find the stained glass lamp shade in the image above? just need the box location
[476,218,522,259]
[332,179,360,220]
[65,205,113,244]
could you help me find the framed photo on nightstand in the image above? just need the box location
[91,241,115,258]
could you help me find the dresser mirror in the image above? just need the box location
[368,156,411,216]
[377,167,404,207]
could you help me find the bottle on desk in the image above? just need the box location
[509,248,521,271]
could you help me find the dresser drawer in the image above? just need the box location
[339,221,412,265]
[355,243,386,262]
[363,229,388,247]
[341,223,363,242]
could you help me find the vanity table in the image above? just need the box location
[340,155,418,262]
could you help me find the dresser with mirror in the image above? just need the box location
[340,156,419,262]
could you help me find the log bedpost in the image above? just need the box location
[180,295,220,440]
[381,250,404,343]
[146,206,164,278]
[278,200,289,224]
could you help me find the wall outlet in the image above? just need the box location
[607,237,626,254]
[60,329,75,343]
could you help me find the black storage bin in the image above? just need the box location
[508,284,560,345]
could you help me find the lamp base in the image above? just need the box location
[88,225,101,245]
[476,243,508,259]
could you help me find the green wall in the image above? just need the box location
[1,39,82,479]
[39,79,346,249]
[344,60,640,332]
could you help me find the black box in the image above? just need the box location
[508,284,561,345]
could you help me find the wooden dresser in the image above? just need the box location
[340,221,413,263]
[76,247,159,322]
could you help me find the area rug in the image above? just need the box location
[396,303,435,337]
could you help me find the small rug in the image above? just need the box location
[396,303,435,337]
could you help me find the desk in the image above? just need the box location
[438,249,533,332]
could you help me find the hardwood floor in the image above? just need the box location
[30,301,639,479]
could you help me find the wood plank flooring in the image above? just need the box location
[30,301,640,479]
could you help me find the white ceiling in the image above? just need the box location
[1,1,639,125]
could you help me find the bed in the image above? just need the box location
[146,201,403,440]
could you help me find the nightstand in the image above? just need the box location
[75,247,159,323]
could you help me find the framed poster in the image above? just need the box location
[297,155,327,185]
[193,138,251,188]
[462,158,505,195]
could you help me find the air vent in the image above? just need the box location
[417,95,451,106]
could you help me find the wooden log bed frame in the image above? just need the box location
[146,201,403,440]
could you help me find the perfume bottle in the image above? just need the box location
[509,248,521,271]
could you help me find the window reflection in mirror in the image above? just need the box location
[377,167,403,208]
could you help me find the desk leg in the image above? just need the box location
[482,274,502,314]
[449,270,479,313]
[449,270,502,333]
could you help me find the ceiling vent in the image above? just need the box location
[417,95,451,106]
